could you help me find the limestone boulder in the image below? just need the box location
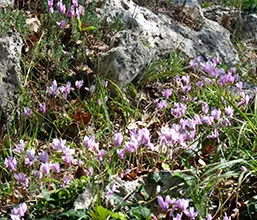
[0,32,23,125]
[98,0,239,86]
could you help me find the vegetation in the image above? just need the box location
[0,0,257,219]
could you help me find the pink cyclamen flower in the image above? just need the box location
[137,128,152,146]
[223,213,231,220]
[170,103,187,118]
[51,163,60,172]
[184,207,198,219]
[157,195,174,211]
[157,100,167,109]
[113,132,123,147]
[225,106,234,117]
[13,139,25,154]
[39,103,46,113]
[41,163,51,175]
[106,184,120,199]
[211,108,221,120]
[98,149,106,161]
[207,129,219,139]
[61,176,72,188]
[34,170,41,179]
[57,20,66,29]
[75,80,84,89]
[25,150,38,166]
[84,136,99,151]
[72,0,78,7]
[68,5,75,18]
[14,173,29,188]
[57,1,66,14]
[162,88,173,99]
[173,213,183,220]
[4,157,17,172]
[62,154,74,164]
[47,80,59,96]
[10,202,27,220]
[39,151,49,163]
[85,167,94,176]
[176,198,189,212]
[48,0,53,8]
[52,138,67,151]
[76,5,84,19]
[23,107,32,117]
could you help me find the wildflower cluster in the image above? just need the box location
[48,0,84,21]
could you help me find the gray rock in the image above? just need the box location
[0,32,23,125]
[203,5,257,40]
[74,184,94,210]
[74,171,187,213]
[0,0,14,7]
[98,0,239,86]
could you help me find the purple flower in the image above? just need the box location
[137,128,152,146]
[61,175,72,188]
[184,207,198,219]
[49,7,54,13]
[51,163,60,172]
[98,149,106,161]
[212,57,221,65]
[62,146,75,156]
[201,115,214,126]
[39,103,46,113]
[223,213,231,220]
[39,151,49,163]
[117,149,125,159]
[59,81,74,99]
[225,106,234,117]
[171,103,187,118]
[162,88,173,99]
[85,167,94,176]
[75,80,84,89]
[48,0,53,8]
[72,0,79,7]
[106,184,120,199]
[199,101,209,114]
[10,202,27,220]
[211,108,221,120]
[236,81,243,90]
[4,157,17,172]
[124,136,138,153]
[57,1,66,14]
[173,213,183,220]
[157,195,174,211]
[47,80,59,96]
[41,163,51,175]
[176,198,189,212]
[68,5,75,18]
[52,138,67,151]
[13,139,25,154]
[23,107,32,117]
[181,75,190,85]
[206,214,213,220]
[84,84,96,94]
[207,129,219,139]
[34,170,41,179]
[230,67,236,73]
[157,100,167,109]
[56,20,66,29]
[25,150,37,166]
[182,83,191,93]
[62,154,74,164]
[14,173,28,188]
[113,132,123,147]
[84,136,99,151]
[76,5,84,19]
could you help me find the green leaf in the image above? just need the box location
[130,206,151,220]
